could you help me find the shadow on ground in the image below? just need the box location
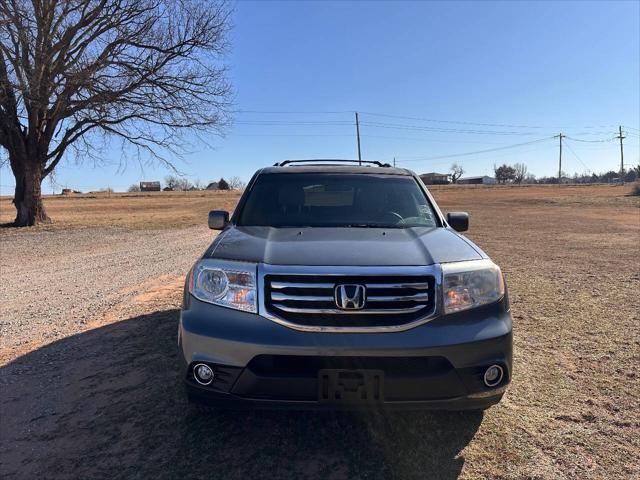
[0,310,483,480]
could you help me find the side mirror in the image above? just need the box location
[208,210,229,230]
[447,212,469,232]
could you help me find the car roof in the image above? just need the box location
[258,164,414,176]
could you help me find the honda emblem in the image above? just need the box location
[335,284,366,310]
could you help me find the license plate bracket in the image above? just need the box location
[318,369,384,404]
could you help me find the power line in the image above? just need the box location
[358,111,552,129]
[231,133,354,137]
[360,121,539,136]
[229,132,516,144]
[395,137,555,163]
[234,118,539,135]
[563,139,591,172]
[316,110,622,130]
[235,109,354,115]
[234,116,625,142]
[235,120,353,126]
[235,108,634,132]
[360,135,509,145]
[564,135,615,143]
[393,144,556,168]
[546,142,618,150]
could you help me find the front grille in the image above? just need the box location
[264,274,436,328]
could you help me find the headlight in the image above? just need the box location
[190,259,257,313]
[442,260,505,314]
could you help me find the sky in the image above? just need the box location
[1,0,639,194]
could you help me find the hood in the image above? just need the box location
[206,226,484,266]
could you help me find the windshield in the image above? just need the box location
[237,173,439,228]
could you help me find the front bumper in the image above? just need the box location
[179,295,512,410]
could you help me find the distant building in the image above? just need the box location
[163,186,174,191]
[140,181,161,192]
[458,176,497,185]
[206,182,220,190]
[420,172,450,185]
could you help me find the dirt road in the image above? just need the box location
[0,226,213,360]
[1,185,639,479]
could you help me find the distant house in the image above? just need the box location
[140,181,161,192]
[163,186,174,191]
[457,176,497,185]
[206,182,220,190]
[420,172,450,185]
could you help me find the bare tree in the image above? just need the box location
[449,163,464,183]
[494,164,516,184]
[0,0,232,226]
[513,162,528,184]
[127,183,141,192]
[227,176,245,190]
[164,174,192,191]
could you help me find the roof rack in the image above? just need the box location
[273,159,392,168]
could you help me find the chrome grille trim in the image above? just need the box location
[365,282,430,290]
[366,293,429,302]
[271,293,333,302]
[271,305,425,315]
[271,282,335,289]
[257,264,442,333]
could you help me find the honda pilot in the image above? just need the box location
[179,160,512,410]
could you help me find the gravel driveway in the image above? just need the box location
[0,226,213,358]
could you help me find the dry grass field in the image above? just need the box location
[1,184,639,479]
[0,190,243,230]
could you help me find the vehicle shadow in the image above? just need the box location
[0,309,483,480]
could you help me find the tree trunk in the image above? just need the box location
[12,157,51,226]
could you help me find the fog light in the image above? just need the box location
[193,363,214,385]
[483,365,504,387]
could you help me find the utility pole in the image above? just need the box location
[616,126,625,179]
[355,112,362,165]
[393,157,396,167]
[556,133,565,183]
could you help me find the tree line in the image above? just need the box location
[447,162,640,185]
[492,162,640,184]
[127,175,245,192]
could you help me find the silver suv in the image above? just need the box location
[179,160,512,410]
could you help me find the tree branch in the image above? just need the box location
[1,0,232,175]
